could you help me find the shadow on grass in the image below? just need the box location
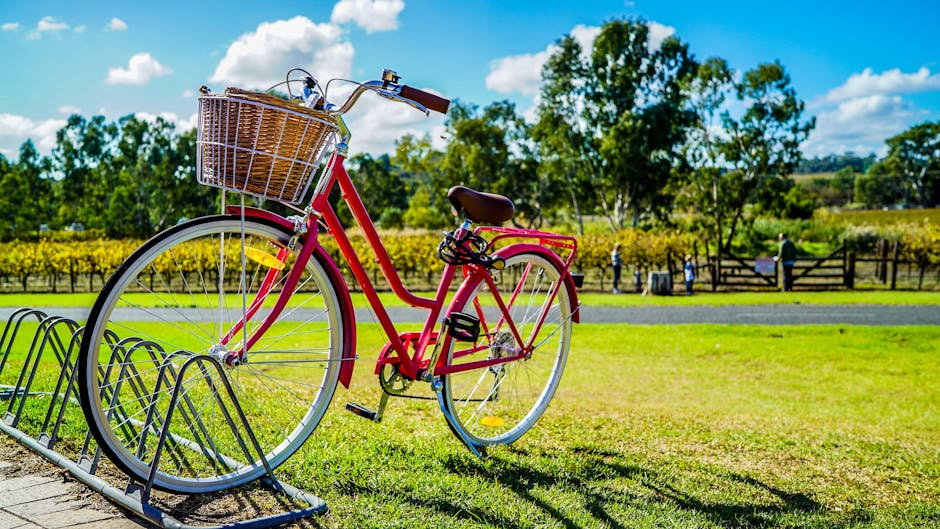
[436,444,841,529]
[643,473,827,528]
[300,439,870,528]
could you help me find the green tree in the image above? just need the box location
[680,56,735,252]
[855,160,904,208]
[831,166,857,204]
[346,153,408,225]
[0,141,53,238]
[441,100,546,228]
[717,61,815,249]
[883,120,940,207]
[103,116,215,237]
[532,34,595,235]
[393,134,451,229]
[52,115,118,231]
[681,60,814,252]
[536,18,697,231]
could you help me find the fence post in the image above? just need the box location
[878,239,888,283]
[846,252,855,289]
[710,257,719,291]
[890,241,900,290]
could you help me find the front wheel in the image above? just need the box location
[77,216,344,493]
[441,249,572,446]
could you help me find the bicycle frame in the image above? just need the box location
[225,151,580,389]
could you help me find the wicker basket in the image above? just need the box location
[196,88,339,205]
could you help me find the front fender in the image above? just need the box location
[225,205,358,388]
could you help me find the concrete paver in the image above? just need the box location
[0,463,146,529]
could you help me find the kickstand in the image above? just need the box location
[432,378,482,458]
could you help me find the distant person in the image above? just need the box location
[683,254,695,295]
[611,243,622,294]
[774,233,797,291]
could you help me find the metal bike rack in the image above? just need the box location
[0,307,327,529]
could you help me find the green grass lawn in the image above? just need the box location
[278,323,939,528]
[2,318,937,528]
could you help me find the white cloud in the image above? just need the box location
[27,16,69,39]
[646,21,675,51]
[342,87,447,155]
[823,67,940,104]
[181,88,197,98]
[37,16,68,32]
[0,113,67,158]
[486,21,673,96]
[330,0,404,33]
[106,52,172,85]
[210,16,353,90]
[74,25,86,33]
[804,66,940,156]
[569,24,602,55]
[58,105,81,115]
[2,22,20,31]
[486,48,554,96]
[802,94,925,157]
[108,18,128,31]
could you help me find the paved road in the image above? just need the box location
[3,304,938,326]
[578,304,940,325]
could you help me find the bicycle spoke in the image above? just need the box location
[79,217,343,493]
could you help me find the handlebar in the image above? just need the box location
[324,69,450,117]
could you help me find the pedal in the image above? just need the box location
[446,312,480,342]
[345,402,379,421]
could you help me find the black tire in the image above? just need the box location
[78,215,344,493]
[441,249,571,446]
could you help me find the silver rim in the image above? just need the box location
[444,251,571,446]
[81,218,342,493]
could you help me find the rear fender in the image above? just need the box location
[493,244,580,323]
[449,243,580,324]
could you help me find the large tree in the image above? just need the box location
[52,115,117,230]
[683,60,814,252]
[720,61,814,247]
[680,56,735,252]
[440,100,547,228]
[345,152,409,226]
[393,134,451,229]
[532,34,595,235]
[0,141,53,238]
[884,120,940,207]
[537,18,697,231]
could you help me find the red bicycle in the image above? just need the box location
[78,69,581,493]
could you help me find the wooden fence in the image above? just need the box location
[708,247,853,290]
[705,242,938,291]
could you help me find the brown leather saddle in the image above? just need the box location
[447,186,515,224]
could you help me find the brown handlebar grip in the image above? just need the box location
[400,85,450,114]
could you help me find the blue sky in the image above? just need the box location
[2,0,939,161]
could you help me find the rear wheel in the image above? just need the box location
[78,215,344,493]
[441,249,571,446]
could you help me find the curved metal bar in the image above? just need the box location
[0,307,328,528]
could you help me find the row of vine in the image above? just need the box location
[1,223,936,292]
